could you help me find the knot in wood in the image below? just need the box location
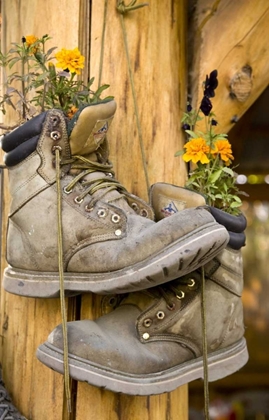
[229,65,253,102]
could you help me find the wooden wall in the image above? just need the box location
[0,1,188,419]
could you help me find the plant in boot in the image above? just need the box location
[0,34,111,128]
[175,69,247,215]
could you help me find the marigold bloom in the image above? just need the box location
[55,47,85,74]
[211,139,234,162]
[25,35,38,46]
[183,138,210,164]
[67,105,78,119]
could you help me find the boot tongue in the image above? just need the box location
[68,100,117,156]
[68,100,137,214]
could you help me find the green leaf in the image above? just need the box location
[174,149,184,157]
[209,169,222,184]
[222,167,234,176]
[185,130,198,138]
[230,201,242,208]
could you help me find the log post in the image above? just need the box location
[0,1,188,419]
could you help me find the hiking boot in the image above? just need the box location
[36,244,248,395]
[150,182,247,249]
[0,370,27,419]
[1,101,229,298]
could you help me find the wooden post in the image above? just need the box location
[0,1,188,419]
[189,0,269,133]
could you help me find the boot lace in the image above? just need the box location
[158,270,210,419]
[60,154,128,206]
[55,149,130,412]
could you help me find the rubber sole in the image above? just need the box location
[36,338,248,396]
[3,223,228,298]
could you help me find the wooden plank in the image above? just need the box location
[76,1,188,419]
[190,0,269,134]
[0,1,80,419]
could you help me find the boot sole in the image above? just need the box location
[4,223,228,297]
[36,337,248,396]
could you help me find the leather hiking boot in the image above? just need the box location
[150,182,247,249]
[36,245,248,395]
[0,370,27,419]
[1,101,229,298]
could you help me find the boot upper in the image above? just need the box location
[48,247,245,374]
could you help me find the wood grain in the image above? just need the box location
[190,0,269,134]
[0,1,189,419]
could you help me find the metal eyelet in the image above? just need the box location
[63,186,73,194]
[111,214,121,223]
[187,278,195,288]
[51,145,62,154]
[142,333,150,340]
[74,196,84,204]
[108,296,117,306]
[176,291,185,300]
[131,203,139,211]
[167,302,176,311]
[50,131,61,141]
[85,204,94,212]
[140,209,148,217]
[107,172,113,178]
[114,229,122,236]
[156,311,165,320]
[143,318,152,328]
[97,208,107,218]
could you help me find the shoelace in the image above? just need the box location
[61,154,128,206]
[156,277,197,309]
[152,273,210,419]
[55,149,129,412]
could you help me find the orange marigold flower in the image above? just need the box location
[67,105,78,119]
[183,138,210,164]
[211,139,234,162]
[25,35,38,46]
[25,35,40,54]
[55,47,85,74]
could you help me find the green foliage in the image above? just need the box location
[0,34,112,125]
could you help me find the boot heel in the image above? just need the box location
[207,338,248,382]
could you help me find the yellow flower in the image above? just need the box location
[67,105,78,119]
[183,138,210,164]
[211,139,234,162]
[25,35,39,54]
[25,35,38,46]
[55,47,85,74]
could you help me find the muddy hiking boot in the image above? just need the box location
[0,371,27,419]
[1,101,229,298]
[36,186,248,395]
[36,247,248,395]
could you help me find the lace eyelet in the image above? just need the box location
[97,209,107,218]
[63,186,73,194]
[176,291,185,300]
[51,145,62,154]
[111,214,121,223]
[187,278,195,288]
[85,204,94,212]
[167,302,175,311]
[131,203,139,211]
[156,311,165,320]
[50,131,61,141]
[143,318,152,327]
[74,196,84,204]
[140,209,148,217]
